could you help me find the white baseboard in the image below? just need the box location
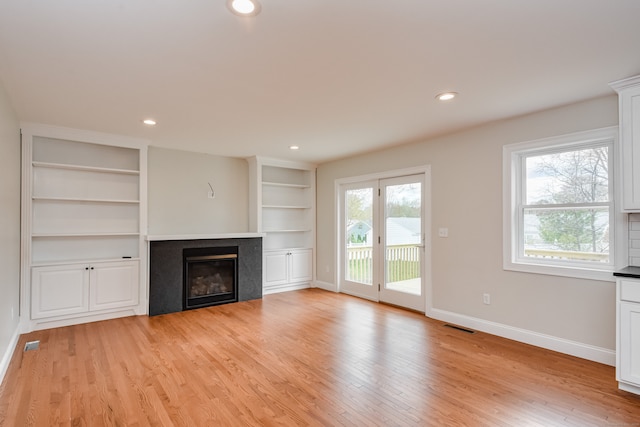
[0,323,21,387]
[263,282,311,295]
[313,280,337,292]
[427,307,615,366]
[25,308,139,332]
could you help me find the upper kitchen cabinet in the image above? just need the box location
[610,75,640,211]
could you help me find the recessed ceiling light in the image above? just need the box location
[142,119,157,126]
[289,145,300,150]
[227,0,261,16]
[436,92,457,101]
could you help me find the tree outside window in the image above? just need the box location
[523,145,610,262]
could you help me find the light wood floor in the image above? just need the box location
[1,289,639,426]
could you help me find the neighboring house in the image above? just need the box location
[347,217,421,246]
[346,220,371,245]
[386,217,421,246]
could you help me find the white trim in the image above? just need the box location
[426,307,615,366]
[0,324,21,387]
[146,233,264,241]
[263,282,310,295]
[619,381,640,395]
[20,122,150,149]
[313,280,337,292]
[334,165,432,309]
[334,165,430,186]
[609,75,640,92]
[503,126,627,281]
[26,309,140,332]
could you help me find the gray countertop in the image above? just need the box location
[614,266,640,279]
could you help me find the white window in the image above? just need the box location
[503,127,624,281]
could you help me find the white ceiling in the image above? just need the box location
[0,1,639,164]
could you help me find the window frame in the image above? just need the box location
[503,126,626,282]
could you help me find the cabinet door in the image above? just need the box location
[619,85,640,211]
[290,249,312,283]
[264,251,289,287]
[31,265,89,319]
[89,261,139,311]
[620,301,640,386]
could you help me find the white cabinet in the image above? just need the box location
[610,75,640,211]
[90,261,140,311]
[31,261,139,320]
[617,277,640,395]
[264,249,313,294]
[248,157,316,293]
[21,123,148,331]
[31,264,89,319]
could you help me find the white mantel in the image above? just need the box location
[146,233,264,241]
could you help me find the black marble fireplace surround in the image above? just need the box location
[149,237,262,316]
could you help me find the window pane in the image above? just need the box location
[345,188,373,285]
[525,146,609,205]
[523,207,609,263]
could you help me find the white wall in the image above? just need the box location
[148,147,250,235]
[0,78,21,383]
[316,95,619,357]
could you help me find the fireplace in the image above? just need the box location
[149,236,262,316]
[183,246,238,310]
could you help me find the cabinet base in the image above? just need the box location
[264,282,310,295]
[23,307,141,332]
[619,381,640,396]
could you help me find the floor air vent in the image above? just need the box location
[443,324,476,334]
[24,341,40,352]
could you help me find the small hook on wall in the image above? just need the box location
[208,182,215,199]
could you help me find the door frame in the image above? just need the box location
[335,165,432,311]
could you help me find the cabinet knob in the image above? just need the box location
[85,267,89,270]
[90,267,94,270]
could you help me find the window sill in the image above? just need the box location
[504,261,616,282]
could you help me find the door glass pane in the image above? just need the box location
[345,188,373,285]
[384,182,421,295]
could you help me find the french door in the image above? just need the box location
[340,173,426,312]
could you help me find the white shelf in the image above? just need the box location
[264,229,312,233]
[32,161,139,175]
[263,181,311,189]
[32,232,140,238]
[262,205,311,209]
[32,257,140,268]
[33,196,140,204]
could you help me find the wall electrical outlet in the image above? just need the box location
[483,293,491,305]
[438,227,448,238]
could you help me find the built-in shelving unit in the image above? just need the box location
[21,123,148,331]
[248,157,315,294]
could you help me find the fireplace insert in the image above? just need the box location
[183,246,238,310]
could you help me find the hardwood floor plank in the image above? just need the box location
[1,289,639,426]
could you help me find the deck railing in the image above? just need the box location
[346,245,420,284]
[524,248,609,262]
